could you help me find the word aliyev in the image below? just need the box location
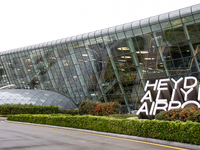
[136,76,200,116]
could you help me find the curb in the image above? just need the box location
[0,117,7,121]
[5,120,200,150]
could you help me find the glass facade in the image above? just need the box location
[0,4,200,113]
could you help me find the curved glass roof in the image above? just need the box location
[1,4,200,55]
[0,89,77,109]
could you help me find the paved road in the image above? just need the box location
[0,120,190,150]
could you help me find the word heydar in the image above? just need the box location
[136,76,200,117]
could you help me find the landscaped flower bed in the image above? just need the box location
[155,107,200,122]
[78,100,120,116]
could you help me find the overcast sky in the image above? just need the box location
[0,0,200,52]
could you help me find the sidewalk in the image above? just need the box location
[4,119,200,150]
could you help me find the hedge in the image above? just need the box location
[7,114,200,145]
[0,104,59,115]
[59,109,79,115]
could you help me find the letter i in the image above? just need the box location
[149,102,155,115]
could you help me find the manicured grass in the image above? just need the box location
[108,114,137,119]
[45,114,138,119]
[0,110,137,119]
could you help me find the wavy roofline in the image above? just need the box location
[1,3,200,55]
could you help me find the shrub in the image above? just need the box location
[7,114,200,145]
[78,100,120,116]
[155,107,200,122]
[78,100,94,115]
[155,111,166,120]
[0,104,59,115]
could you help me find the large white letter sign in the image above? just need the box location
[157,79,170,91]
[180,88,193,101]
[181,101,200,108]
[149,101,155,115]
[137,76,200,119]
[168,101,181,110]
[153,101,168,116]
[155,90,167,102]
[136,102,149,115]
[144,80,158,91]
[184,76,197,89]
[140,90,153,102]
[198,86,200,101]
[171,77,183,89]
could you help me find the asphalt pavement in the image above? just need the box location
[0,118,199,150]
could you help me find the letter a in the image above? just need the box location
[140,90,153,102]
[136,102,149,115]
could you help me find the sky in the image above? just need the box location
[0,0,200,52]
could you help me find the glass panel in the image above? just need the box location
[151,24,161,32]
[164,25,186,44]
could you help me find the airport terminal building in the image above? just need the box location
[0,4,200,113]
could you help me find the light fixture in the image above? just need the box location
[119,63,125,66]
[91,93,98,96]
[73,76,77,78]
[121,56,132,59]
[64,63,68,66]
[118,60,126,62]
[27,69,30,71]
[136,51,148,54]
[117,47,129,51]
[82,54,88,56]
[144,58,155,60]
